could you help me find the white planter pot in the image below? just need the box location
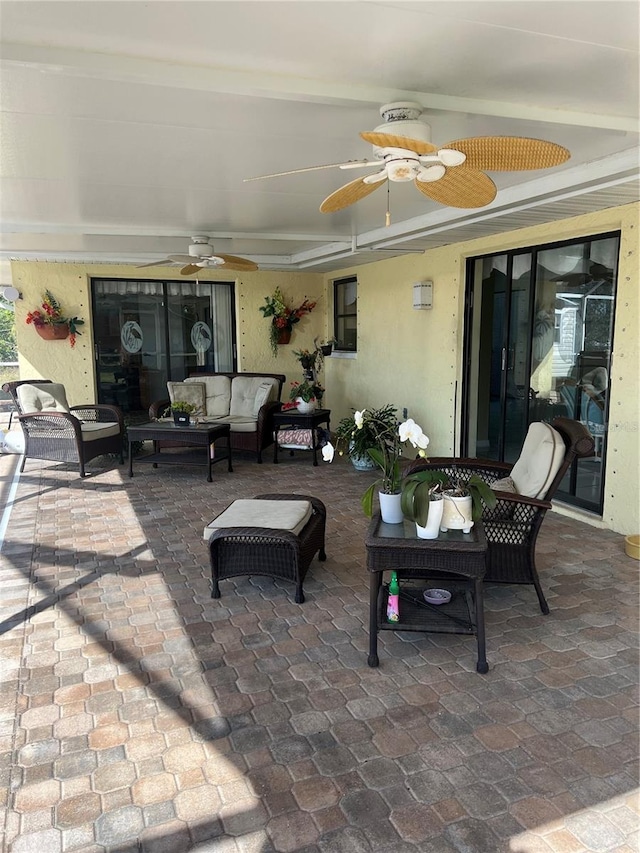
[379,491,403,524]
[296,398,317,414]
[441,492,474,534]
[415,496,444,539]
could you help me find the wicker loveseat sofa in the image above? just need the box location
[149,372,285,462]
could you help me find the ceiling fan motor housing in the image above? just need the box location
[371,102,432,160]
[189,235,214,258]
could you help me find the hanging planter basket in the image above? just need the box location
[35,323,69,341]
[276,327,292,345]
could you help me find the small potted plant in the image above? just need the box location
[164,401,199,426]
[332,405,397,472]
[318,337,337,357]
[288,379,324,414]
[402,469,496,536]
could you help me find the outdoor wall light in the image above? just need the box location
[413,281,433,310]
[1,285,22,302]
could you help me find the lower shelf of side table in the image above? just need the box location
[377,580,476,635]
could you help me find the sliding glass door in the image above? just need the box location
[92,279,235,416]
[464,232,619,514]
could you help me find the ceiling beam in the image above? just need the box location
[2,42,637,132]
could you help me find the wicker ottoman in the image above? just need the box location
[204,493,327,603]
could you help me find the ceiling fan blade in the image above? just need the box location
[339,160,382,171]
[167,254,195,263]
[443,137,571,171]
[214,254,258,271]
[320,175,387,213]
[137,259,171,268]
[360,131,437,155]
[415,168,497,208]
[180,264,201,276]
[138,253,197,268]
[244,160,376,182]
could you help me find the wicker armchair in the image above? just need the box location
[403,417,595,614]
[3,379,124,478]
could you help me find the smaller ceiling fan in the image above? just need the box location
[245,102,571,213]
[138,236,258,274]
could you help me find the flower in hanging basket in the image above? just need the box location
[25,290,85,348]
[259,287,316,356]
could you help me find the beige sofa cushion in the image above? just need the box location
[17,383,71,414]
[186,376,231,418]
[230,376,278,418]
[167,381,206,412]
[510,422,565,499]
[204,499,312,542]
[215,415,257,433]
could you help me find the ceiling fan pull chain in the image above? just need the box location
[385,183,391,227]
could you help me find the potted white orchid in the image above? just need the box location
[322,407,437,524]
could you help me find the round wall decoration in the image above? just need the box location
[191,321,212,352]
[121,320,143,353]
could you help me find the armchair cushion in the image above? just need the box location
[80,422,122,441]
[16,382,71,414]
[167,381,206,412]
[509,422,565,499]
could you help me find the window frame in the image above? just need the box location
[332,276,358,353]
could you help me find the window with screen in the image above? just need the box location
[333,276,357,352]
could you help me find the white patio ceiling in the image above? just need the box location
[0,1,638,279]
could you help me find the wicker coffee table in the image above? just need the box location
[128,421,232,482]
[365,512,489,673]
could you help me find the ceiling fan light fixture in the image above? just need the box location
[417,164,446,183]
[438,148,467,167]
[387,159,420,182]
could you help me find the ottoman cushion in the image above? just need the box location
[204,499,312,542]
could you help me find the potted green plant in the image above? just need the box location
[164,400,199,426]
[325,407,431,524]
[402,468,496,536]
[288,378,324,413]
[332,405,397,473]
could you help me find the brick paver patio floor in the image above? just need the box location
[0,448,637,853]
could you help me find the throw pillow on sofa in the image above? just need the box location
[167,381,206,413]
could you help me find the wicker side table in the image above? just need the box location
[365,513,489,673]
[206,493,327,603]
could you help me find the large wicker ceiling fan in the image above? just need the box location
[138,235,258,274]
[245,102,570,212]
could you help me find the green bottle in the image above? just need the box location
[387,571,400,622]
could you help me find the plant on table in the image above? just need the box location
[163,401,200,417]
[323,406,432,514]
[25,290,85,348]
[401,469,496,527]
[288,378,324,404]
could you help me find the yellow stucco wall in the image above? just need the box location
[322,202,639,535]
[10,202,639,533]
[10,263,326,406]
